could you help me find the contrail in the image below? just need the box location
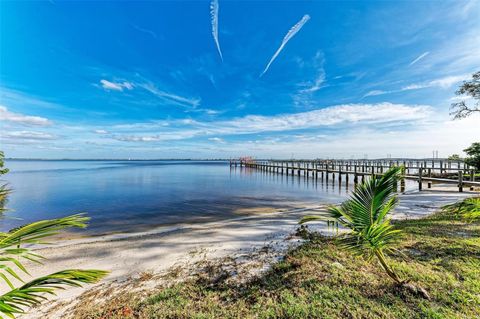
[261,14,310,77]
[409,51,429,66]
[210,0,223,61]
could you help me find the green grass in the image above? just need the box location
[73,205,480,319]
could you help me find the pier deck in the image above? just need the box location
[230,159,480,192]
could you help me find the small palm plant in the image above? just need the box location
[0,152,108,318]
[300,167,411,287]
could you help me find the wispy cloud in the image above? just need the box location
[216,102,430,133]
[100,79,134,91]
[131,24,157,39]
[139,82,201,108]
[109,102,431,142]
[97,76,201,109]
[409,51,430,66]
[0,106,52,126]
[260,14,310,77]
[94,129,108,134]
[208,137,225,143]
[210,0,223,61]
[297,51,326,94]
[427,75,468,88]
[363,90,387,97]
[364,74,468,97]
[1,131,56,140]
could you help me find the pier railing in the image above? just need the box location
[229,159,480,193]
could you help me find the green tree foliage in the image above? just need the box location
[0,152,8,176]
[464,142,480,170]
[450,71,480,119]
[0,152,108,318]
[0,152,10,215]
[447,154,461,161]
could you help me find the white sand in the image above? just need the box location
[11,186,476,318]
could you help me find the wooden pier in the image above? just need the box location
[229,158,480,193]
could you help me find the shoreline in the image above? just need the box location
[13,186,477,318]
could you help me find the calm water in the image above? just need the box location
[1,160,360,234]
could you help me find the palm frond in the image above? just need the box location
[0,214,89,247]
[0,214,90,289]
[0,269,108,318]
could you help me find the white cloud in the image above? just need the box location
[98,77,200,108]
[409,51,430,66]
[364,90,388,97]
[428,75,467,88]
[401,75,467,90]
[1,131,56,140]
[216,102,430,133]
[298,51,326,94]
[365,74,468,97]
[110,102,431,142]
[205,109,220,115]
[208,137,225,143]
[208,114,480,158]
[94,129,108,134]
[261,14,310,77]
[138,83,200,108]
[0,106,52,126]
[100,79,134,91]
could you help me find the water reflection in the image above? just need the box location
[2,160,416,234]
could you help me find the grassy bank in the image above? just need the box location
[74,206,479,319]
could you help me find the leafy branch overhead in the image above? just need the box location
[450,71,480,119]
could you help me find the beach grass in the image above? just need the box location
[72,205,480,319]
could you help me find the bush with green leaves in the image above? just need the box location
[0,152,108,318]
[464,142,480,171]
[443,197,480,222]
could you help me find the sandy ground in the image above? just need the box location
[8,185,477,318]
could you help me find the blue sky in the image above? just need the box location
[1,0,479,159]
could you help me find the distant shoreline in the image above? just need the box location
[5,158,230,162]
[6,157,459,161]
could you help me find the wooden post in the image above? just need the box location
[418,167,423,191]
[400,166,405,193]
[458,171,463,192]
[338,165,342,187]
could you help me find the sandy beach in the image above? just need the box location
[11,186,476,318]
